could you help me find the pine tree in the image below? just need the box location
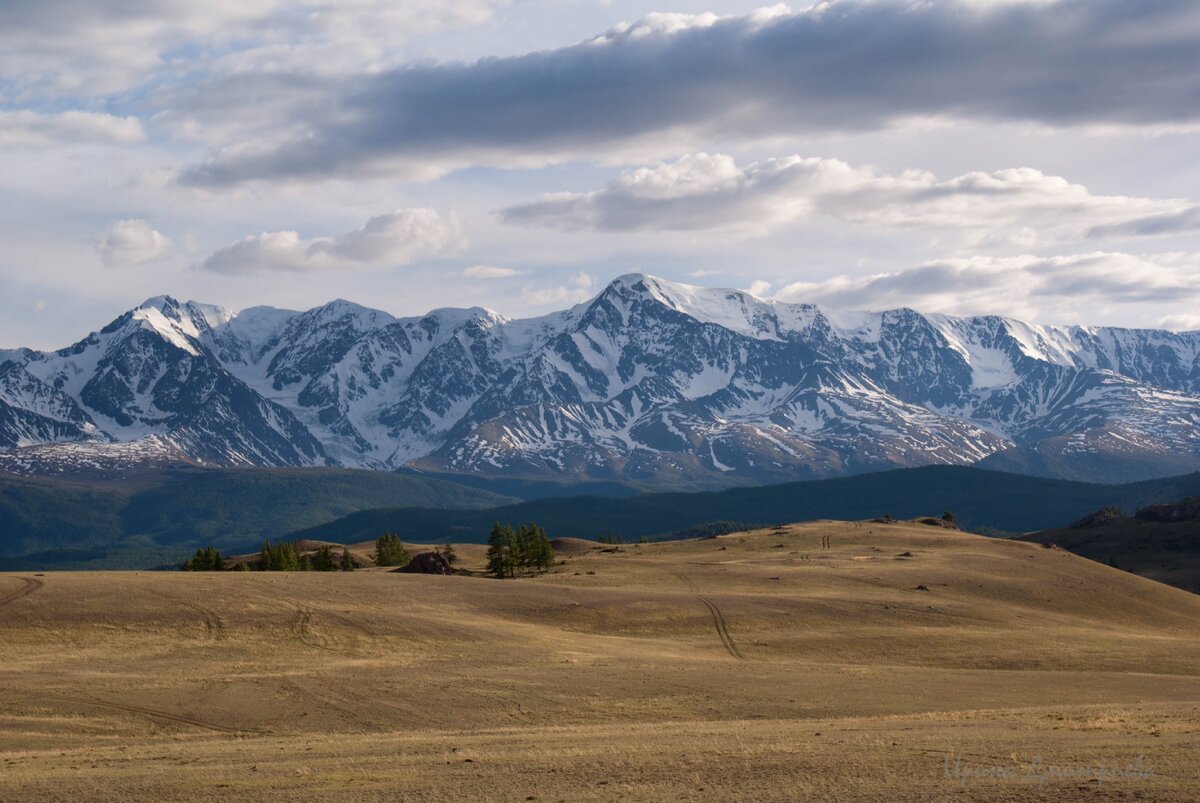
[312,545,337,571]
[299,553,313,571]
[374,533,410,567]
[277,542,301,571]
[514,524,532,573]
[528,524,554,572]
[182,545,224,571]
[441,542,458,566]
[486,522,517,578]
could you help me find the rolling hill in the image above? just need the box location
[1022,499,1200,593]
[2,520,1198,799]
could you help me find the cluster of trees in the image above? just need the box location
[182,546,224,571]
[486,522,554,578]
[257,540,356,572]
[180,534,463,572]
[374,533,411,567]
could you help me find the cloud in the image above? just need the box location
[519,272,595,306]
[499,153,1200,245]
[0,110,144,146]
[200,209,464,274]
[0,0,508,96]
[460,265,526,279]
[178,0,1200,185]
[97,219,172,267]
[1158,313,1200,332]
[773,252,1200,323]
[744,280,773,297]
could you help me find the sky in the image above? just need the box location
[4,0,1200,348]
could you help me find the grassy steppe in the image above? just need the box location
[2,519,1198,800]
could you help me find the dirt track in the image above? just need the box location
[695,594,744,659]
[0,576,42,607]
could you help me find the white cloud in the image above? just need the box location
[519,272,595,306]
[0,110,144,146]
[773,252,1200,324]
[501,153,1198,245]
[0,0,509,96]
[744,280,773,297]
[97,219,172,267]
[460,265,526,279]
[200,209,464,274]
[1158,313,1200,332]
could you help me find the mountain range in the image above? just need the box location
[3,273,1199,486]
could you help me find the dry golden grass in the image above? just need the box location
[2,520,1199,801]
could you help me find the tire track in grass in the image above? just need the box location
[0,576,43,608]
[41,693,246,734]
[696,595,744,660]
[675,573,745,660]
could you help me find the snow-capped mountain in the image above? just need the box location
[2,274,1198,484]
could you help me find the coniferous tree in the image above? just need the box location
[183,545,223,571]
[487,522,517,578]
[312,544,337,571]
[299,553,314,571]
[528,524,554,572]
[340,548,356,571]
[283,542,303,571]
[374,533,411,567]
[441,542,458,566]
[514,524,533,573]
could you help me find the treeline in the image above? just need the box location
[181,540,356,571]
[181,533,435,572]
[486,522,554,578]
[182,546,225,571]
[259,540,356,572]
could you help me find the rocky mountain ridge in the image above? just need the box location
[2,274,1198,485]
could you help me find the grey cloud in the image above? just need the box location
[774,252,1200,320]
[179,0,1200,186]
[1088,208,1200,239]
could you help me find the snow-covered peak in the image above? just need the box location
[127,297,235,356]
[423,306,506,330]
[304,298,397,328]
[597,273,784,338]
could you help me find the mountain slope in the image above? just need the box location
[286,465,1200,546]
[1020,499,1200,593]
[0,467,516,569]
[3,275,1199,485]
